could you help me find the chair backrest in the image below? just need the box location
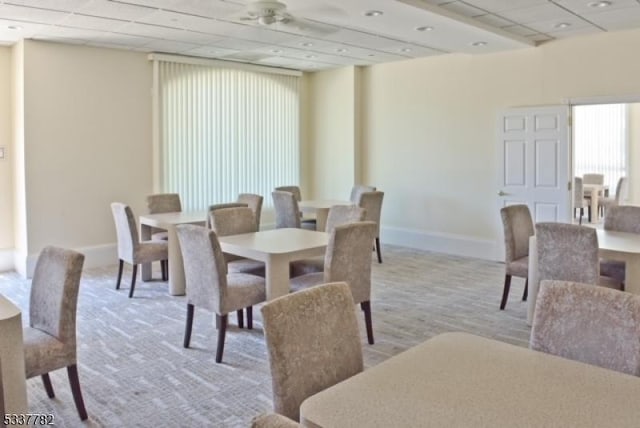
[146,193,182,214]
[614,176,628,204]
[349,185,376,203]
[272,190,301,229]
[237,193,264,230]
[206,202,248,228]
[275,186,301,202]
[209,207,257,237]
[261,282,364,421]
[531,279,640,376]
[536,222,599,284]
[110,202,139,262]
[500,204,534,263]
[324,221,377,304]
[30,246,85,347]
[325,205,366,233]
[604,205,640,233]
[573,177,584,206]
[357,191,384,237]
[583,173,604,185]
[176,225,227,313]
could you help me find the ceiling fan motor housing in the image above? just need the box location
[247,1,287,18]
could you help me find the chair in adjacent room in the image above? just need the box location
[289,221,377,344]
[205,202,248,228]
[275,185,316,228]
[110,202,169,298]
[146,193,182,239]
[349,185,376,203]
[599,176,628,218]
[23,246,88,420]
[356,190,385,263]
[573,177,590,225]
[599,205,640,286]
[176,224,266,363]
[261,282,363,421]
[272,190,315,230]
[499,204,533,310]
[237,193,264,230]
[530,279,640,376]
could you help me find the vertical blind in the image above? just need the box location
[156,60,300,211]
[574,103,628,192]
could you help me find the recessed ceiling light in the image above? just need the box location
[336,48,347,53]
[302,42,313,47]
[305,54,317,59]
[401,48,412,53]
[555,22,571,29]
[471,41,487,47]
[8,25,22,30]
[368,54,375,57]
[271,49,282,54]
[588,1,612,7]
[364,10,383,17]
[416,26,433,32]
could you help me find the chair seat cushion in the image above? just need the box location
[290,257,324,278]
[600,259,625,283]
[134,241,169,264]
[506,256,528,278]
[289,272,324,293]
[151,231,169,241]
[598,275,624,291]
[23,327,75,379]
[228,259,265,277]
[223,273,266,313]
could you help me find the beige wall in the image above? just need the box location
[629,104,640,204]
[0,47,13,255]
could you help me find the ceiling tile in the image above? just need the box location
[553,0,639,16]
[583,6,640,31]
[498,3,576,24]
[461,0,548,13]
[439,1,486,17]
[116,21,189,40]
[0,3,69,24]
[500,24,538,37]
[473,13,515,28]
[57,13,128,32]
[76,0,157,21]
[3,0,91,11]
[525,16,596,34]
[141,38,201,54]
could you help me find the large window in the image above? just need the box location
[154,58,300,211]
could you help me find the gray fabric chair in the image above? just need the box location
[573,177,589,224]
[350,185,376,203]
[237,193,264,230]
[289,221,377,344]
[23,246,87,420]
[146,193,182,241]
[536,222,621,290]
[600,205,640,284]
[357,191,385,263]
[251,413,300,428]
[583,173,605,185]
[531,279,640,376]
[600,176,627,217]
[499,204,533,310]
[272,191,315,230]
[261,282,363,421]
[206,202,248,229]
[290,205,366,278]
[275,185,316,227]
[176,224,266,363]
[111,202,169,298]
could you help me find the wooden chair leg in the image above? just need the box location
[247,306,253,330]
[361,301,374,345]
[375,237,382,264]
[161,260,168,281]
[500,274,512,310]
[41,373,55,398]
[184,304,194,348]
[237,309,244,329]
[215,314,228,363]
[67,364,88,421]
[588,206,592,223]
[115,260,124,290]
[522,278,528,301]
[128,265,138,298]
[579,208,583,225]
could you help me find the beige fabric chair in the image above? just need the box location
[531,279,640,376]
[272,190,315,230]
[289,221,377,344]
[600,176,627,217]
[536,222,621,290]
[600,205,640,284]
[261,282,363,421]
[146,193,182,243]
[349,185,376,203]
[237,193,264,230]
[275,185,301,202]
[573,177,590,224]
[176,224,265,363]
[111,202,169,298]
[583,173,605,185]
[251,413,300,428]
[206,202,247,228]
[499,205,533,310]
[290,205,366,278]
[23,246,87,420]
[357,191,385,263]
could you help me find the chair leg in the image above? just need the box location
[41,373,55,398]
[184,303,194,348]
[360,301,374,345]
[375,237,382,264]
[128,265,138,298]
[247,307,253,330]
[67,364,88,421]
[579,208,583,225]
[237,309,244,329]
[115,260,124,290]
[522,278,528,301]
[161,260,168,281]
[500,274,512,310]
[588,206,592,223]
[215,314,228,363]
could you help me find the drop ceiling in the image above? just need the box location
[0,0,639,71]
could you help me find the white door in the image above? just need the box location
[498,106,570,223]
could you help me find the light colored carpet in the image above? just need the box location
[0,245,530,427]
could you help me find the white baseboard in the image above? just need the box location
[381,226,501,261]
[18,243,118,278]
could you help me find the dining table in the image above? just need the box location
[218,228,329,300]
[139,210,207,296]
[0,295,28,414]
[298,200,353,231]
[583,183,609,223]
[527,228,640,324]
[300,332,640,428]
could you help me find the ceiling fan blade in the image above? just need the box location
[276,16,338,36]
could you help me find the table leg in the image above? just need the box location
[316,208,330,232]
[265,255,290,300]
[590,190,600,223]
[527,236,539,326]
[167,226,186,296]
[624,255,640,295]
[0,306,28,413]
[140,224,152,281]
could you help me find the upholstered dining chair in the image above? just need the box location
[289,221,377,344]
[600,205,640,285]
[583,173,605,185]
[350,185,376,203]
[274,186,316,228]
[536,222,622,290]
[357,191,385,263]
[261,282,363,421]
[272,190,315,230]
[111,203,169,298]
[206,202,247,228]
[290,205,366,278]
[146,193,182,240]
[23,246,88,420]
[176,224,266,363]
[237,193,264,230]
[251,413,300,428]
[531,279,640,376]
[573,177,590,224]
[600,176,628,218]
[499,204,533,310]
